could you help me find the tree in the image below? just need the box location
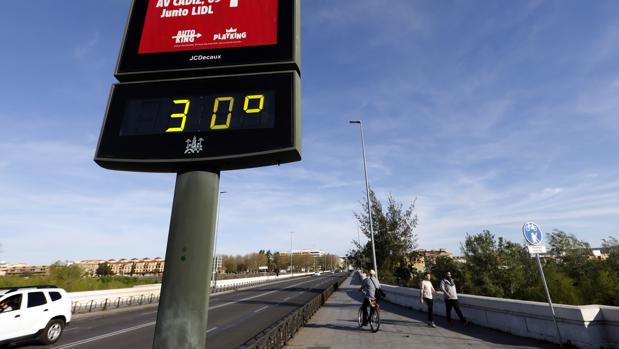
[457,231,544,299]
[601,236,619,256]
[346,247,366,271]
[547,230,591,257]
[272,252,283,272]
[461,230,505,297]
[603,236,619,281]
[222,255,234,273]
[96,262,113,277]
[546,230,591,283]
[49,263,84,289]
[429,255,467,291]
[350,188,418,284]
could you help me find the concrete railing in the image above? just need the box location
[212,272,312,291]
[69,273,313,314]
[381,283,619,349]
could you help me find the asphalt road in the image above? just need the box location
[5,273,344,349]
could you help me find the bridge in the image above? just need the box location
[10,273,618,348]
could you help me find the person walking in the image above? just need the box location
[440,271,469,326]
[419,272,436,327]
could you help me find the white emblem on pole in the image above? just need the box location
[185,136,204,154]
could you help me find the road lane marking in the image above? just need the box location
[254,305,269,313]
[283,297,291,301]
[52,321,156,349]
[206,327,218,333]
[140,310,158,316]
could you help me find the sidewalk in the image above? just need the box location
[286,275,559,349]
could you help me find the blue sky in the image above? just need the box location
[1,0,618,265]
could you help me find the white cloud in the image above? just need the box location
[413,172,619,251]
[73,32,100,60]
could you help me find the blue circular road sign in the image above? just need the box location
[523,222,543,245]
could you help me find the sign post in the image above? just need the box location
[523,222,563,348]
[94,1,301,347]
[154,171,219,348]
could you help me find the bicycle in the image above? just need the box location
[357,297,380,332]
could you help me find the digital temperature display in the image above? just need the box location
[120,91,275,136]
[95,71,300,172]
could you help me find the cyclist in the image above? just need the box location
[360,269,381,326]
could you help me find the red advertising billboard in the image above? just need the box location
[115,0,298,81]
[138,0,278,54]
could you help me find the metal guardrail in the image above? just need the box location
[72,293,160,314]
[211,279,274,294]
[242,273,348,349]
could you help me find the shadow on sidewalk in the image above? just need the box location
[302,322,362,333]
[349,273,363,286]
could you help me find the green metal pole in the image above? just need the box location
[153,171,219,349]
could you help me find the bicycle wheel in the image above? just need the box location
[369,306,380,333]
[358,306,364,327]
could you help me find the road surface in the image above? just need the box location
[5,274,343,349]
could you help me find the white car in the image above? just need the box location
[0,286,72,346]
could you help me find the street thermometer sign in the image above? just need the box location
[95,1,301,346]
[95,0,301,172]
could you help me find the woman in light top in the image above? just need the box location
[419,272,436,327]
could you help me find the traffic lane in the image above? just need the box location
[2,306,160,349]
[210,274,339,317]
[65,275,341,349]
[206,275,341,348]
[70,275,342,349]
[65,306,158,337]
[50,322,155,349]
[8,274,343,349]
[204,276,332,335]
[60,275,317,345]
[208,276,315,308]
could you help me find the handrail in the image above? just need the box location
[72,293,161,314]
[242,273,348,349]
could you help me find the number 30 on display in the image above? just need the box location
[165,95,265,133]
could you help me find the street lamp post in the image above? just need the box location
[212,191,227,290]
[290,232,294,277]
[349,120,378,279]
